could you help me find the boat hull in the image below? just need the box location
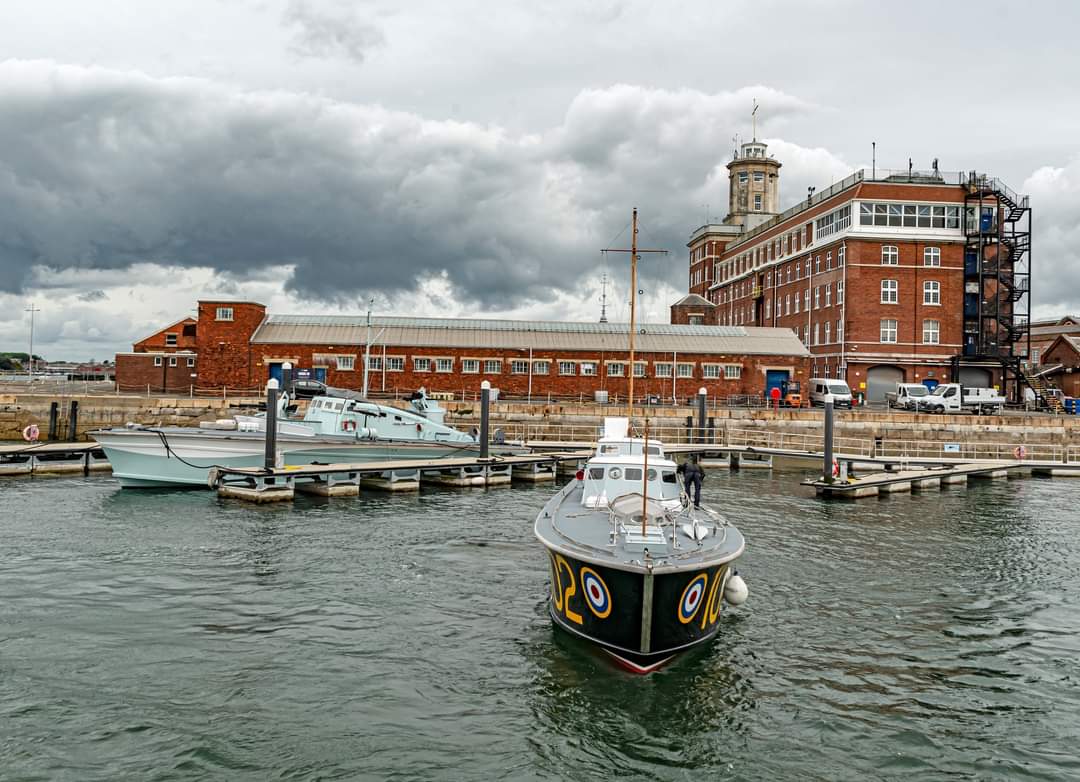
[92,428,484,488]
[543,549,735,674]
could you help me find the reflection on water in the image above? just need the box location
[1,471,1079,780]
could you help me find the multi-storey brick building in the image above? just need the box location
[116,300,811,401]
[678,140,1032,402]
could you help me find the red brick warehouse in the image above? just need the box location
[117,301,811,402]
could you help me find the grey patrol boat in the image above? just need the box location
[534,417,748,674]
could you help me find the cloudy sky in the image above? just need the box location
[1,0,1078,360]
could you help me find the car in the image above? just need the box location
[290,379,328,399]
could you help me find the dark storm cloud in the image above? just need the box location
[0,61,836,307]
[282,0,385,63]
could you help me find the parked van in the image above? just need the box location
[808,378,853,408]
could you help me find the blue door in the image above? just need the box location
[922,379,939,391]
[269,363,283,383]
[765,369,789,396]
[313,367,327,382]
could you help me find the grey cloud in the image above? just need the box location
[77,289,107,301]
[0,61,839,310]
[1023,159,1080,317]
[283,0,384,63]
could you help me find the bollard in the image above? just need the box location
[67,400,79,441]
[697,387,707,444]
[281,362,293,400]
[48,401,59,441]
[264,378,279,470]
[823,399,834,483]
[480,380,491,459]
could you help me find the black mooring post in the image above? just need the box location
[67,400,79,441]
[281,362,293,400]
[823,399,834,483]
[48,401,59,441]
[264,379,279,470]
[697,387,707,444]
[479,380,491,459]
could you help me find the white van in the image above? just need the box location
[808,378,853,408]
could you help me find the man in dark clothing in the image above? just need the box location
[677,455,705,507]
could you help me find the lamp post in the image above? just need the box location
[25,303,40,382]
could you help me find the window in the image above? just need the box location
[168,356,177,367]
[838,245,845,266]
[804,289,810,310]
[881,245,899,265]
[923,280,941,305]
[815,205,851,240]
[165,333,178,346]
[153,356,162,367]
[880,319,898,343]
[837,319,844,342]
[413,358,430,372]
[753,171,764,182]
[558,361,576,376]
[702,364,720,379]
[580,361,597,376]
[815,256,821,274]
[826,251,832,269]
[462,359,479,374]
[764,300,771,319]
[510,360,529,374]
[785,294,791,315]
[754,194,763,210]
[923,319,940,344]
[814,286,820,309]
[739,172,748,183]
[336,355,355,371]
[607,362,624,377]
[677,363,695,378]
[824,284,831,307]
[924,247,941,266]
[813,323,819,345]
[824,322,831,343]
[215,306,233,321]
[861,202,960,229]
[483,360,502,374]
[187,357,195,367]
[633,363,647,378]
[794,292,800,314]
[386,357,404,372]
[367,356,382,371]
[533,361,549,375]
[435,358,453,373]
[881,279,898,303]
[654,362,673,378]
[724,364,742,379]
[837,280,844,304]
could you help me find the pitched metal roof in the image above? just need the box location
[671,294,714,307]
[251,315,808,356]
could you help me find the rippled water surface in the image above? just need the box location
[2,469,1079,780]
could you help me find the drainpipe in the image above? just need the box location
[840,240,848,381]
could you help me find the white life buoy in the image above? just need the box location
[22,424,40,442]
[1013,445,1027,460]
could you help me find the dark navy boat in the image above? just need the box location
[534,417,748,674]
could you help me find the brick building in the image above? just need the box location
[1027,316,1080,366]
[133,317,198,352]
[678,139,1032,402]
[116,300,811,401]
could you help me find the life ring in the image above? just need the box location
[1013,445,1027,460]
[22,423,40,442]
[831,458,840,478]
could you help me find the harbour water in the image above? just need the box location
[2,470,1079,780]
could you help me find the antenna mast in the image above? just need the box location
[752,99,758,141]
[25,302,40,383]
[599,273,609,323]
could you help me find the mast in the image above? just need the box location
[628,208,638,417]
[601,209,667,418]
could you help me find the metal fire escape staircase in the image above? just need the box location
[957,173,1035,406]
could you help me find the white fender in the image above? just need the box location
[724,572,748,606]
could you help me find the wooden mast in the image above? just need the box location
[601,208,666,418]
